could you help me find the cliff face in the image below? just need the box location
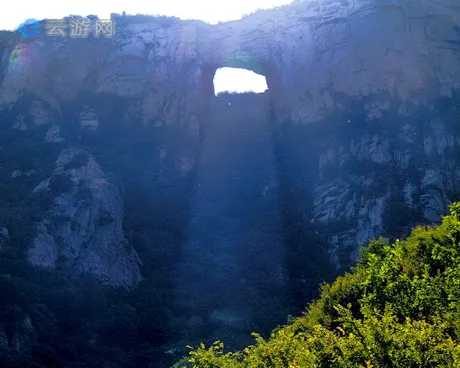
[4,0,460,122]
[1,0,460,283]
[28,148,142,288]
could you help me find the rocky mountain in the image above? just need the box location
[2,0,459,279]
[28,148,142,288]
[0,0,459,366]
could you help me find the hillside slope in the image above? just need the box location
[181,203,460,367]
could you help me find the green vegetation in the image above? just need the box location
[2,90,458,367]
[180,203,460,367]
[110,13,185,28]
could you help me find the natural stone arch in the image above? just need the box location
[213,67,268,94]
[219,52,266,76]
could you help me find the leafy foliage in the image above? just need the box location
[181,203,460,367]
[110,13,185,28]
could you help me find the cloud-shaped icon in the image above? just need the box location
[16,19,41,38]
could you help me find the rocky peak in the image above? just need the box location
[28,148,141,288]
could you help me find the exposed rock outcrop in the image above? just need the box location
[0,0,460,275]
[28,148,141,288]
[2,1,459,125]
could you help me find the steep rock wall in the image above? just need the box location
[28,148,142,287]
[2,1,459,124]
[0,0,460,280]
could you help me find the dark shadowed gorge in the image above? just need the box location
[0,1,460,366]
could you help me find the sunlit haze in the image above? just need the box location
[2,0,292,93]
[214,68,268,95]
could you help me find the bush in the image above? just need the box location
[181,203,460,367]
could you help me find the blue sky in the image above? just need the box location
[2,0,292,93]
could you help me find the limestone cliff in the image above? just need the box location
[28,148,141,288]
[1,0,460,281]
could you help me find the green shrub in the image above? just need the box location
[181,203,460,367]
